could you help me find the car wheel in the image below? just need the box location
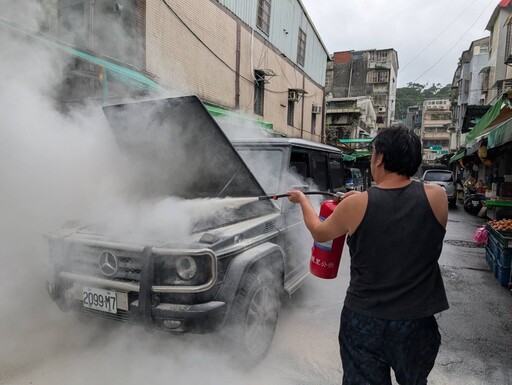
[226,268,280,366]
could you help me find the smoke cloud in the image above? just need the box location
[0,3,329,384]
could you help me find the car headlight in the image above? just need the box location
[175,256,197,281]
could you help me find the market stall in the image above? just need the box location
[485,219,512,287]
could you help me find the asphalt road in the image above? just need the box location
[1,204,511,385]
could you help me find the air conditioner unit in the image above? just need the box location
[288,90,299,101]
[378,106,386,113]
[312,105,322,114]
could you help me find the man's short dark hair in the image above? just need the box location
[373,125,422,177]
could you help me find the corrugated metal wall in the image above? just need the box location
[217,0,327,85]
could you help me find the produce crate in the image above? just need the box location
[495,259,512,287]
[486,229,512,267]
[486,224,512,248]
[485,246,495,271]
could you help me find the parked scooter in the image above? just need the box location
[463,185,487,215]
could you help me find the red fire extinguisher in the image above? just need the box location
[310,199,346,279]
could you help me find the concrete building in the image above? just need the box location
[421,99,452,162]
[485,0,512,104]
[451,37,490,150]
[326,48,398,130]
[42,0,330,140]
[324,96,376,145]
[406,105,422,136]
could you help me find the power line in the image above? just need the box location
[400,0,481,72]
[412,0,494,83]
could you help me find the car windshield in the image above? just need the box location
[424,171,453,182]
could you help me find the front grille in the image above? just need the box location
[81,307,131,322]
[68,245,142,283]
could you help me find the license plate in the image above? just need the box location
[472,200,480,205]
[82,286,117,314]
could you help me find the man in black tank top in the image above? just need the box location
[288,126,449,385]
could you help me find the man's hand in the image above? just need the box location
[287,190,307,204]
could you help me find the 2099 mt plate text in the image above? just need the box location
[82,286,117,314]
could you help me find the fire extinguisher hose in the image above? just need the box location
[258,191,341,201]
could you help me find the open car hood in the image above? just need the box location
[102,96,276,231]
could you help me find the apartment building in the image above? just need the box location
[326,48,399,130]
[485,0,512,104]
[324,96,376,145]
[451,37,490,150]
[406,105,422,136]
[421,99,452,161]
[42,0,330,140]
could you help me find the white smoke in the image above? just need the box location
[0,4,332,385]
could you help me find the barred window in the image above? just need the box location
[257,0,271,35]
[254,70,265,116]
[297,28,306,66]
[368,70,389,84]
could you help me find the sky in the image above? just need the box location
[301,0,498,88]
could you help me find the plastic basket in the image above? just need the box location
[497,245,512,268]
[485,246,495,271]
[486,224,512,248]
[495,259,512,287]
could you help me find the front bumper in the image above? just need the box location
[49,242,225,333]
[50,279,226,333]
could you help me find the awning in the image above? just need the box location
[465,96,504,144]
[0,17,166,93]
[449,150,466,163]
[342,154,357,162]
[466,140,481,155]
[204,103,276,133]
[339,138,374,143]
[485,117,512,148]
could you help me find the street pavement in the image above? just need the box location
[1,202,511,385]
[433,203,512,385]
[254,201,512,385]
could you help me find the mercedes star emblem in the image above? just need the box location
[98,251,118,277]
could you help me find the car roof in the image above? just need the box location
[231,137,342,154]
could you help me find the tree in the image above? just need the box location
[395,82,451,122]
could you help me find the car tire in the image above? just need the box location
[225,268,281,366]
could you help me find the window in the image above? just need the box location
[59,2,86,47]
[310,153,328,191]
[376,51,388,62]
[297,28,307,66]
[237,149,283,193]
[290,151,309,180]
[506,20,512,64]
[254,70,265,116]
[368,70,389,84]
[328,155,343,190]
[287,99,295,126]
[311,112,317,134]
[480,45,489,54]
[256,0,271,35]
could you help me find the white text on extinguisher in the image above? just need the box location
[310,256,336,269]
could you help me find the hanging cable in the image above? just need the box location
[411,0,494,83]
[400,0,481,72]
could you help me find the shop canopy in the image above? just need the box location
[339,138,373,143]
[448,149,466,164]
[465,96,504,145]
[203,103,275,133]
[464,93,512,149]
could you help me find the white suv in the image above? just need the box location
[422,169,456,207]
